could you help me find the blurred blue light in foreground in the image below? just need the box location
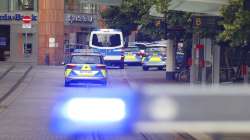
[50,87,137,135]
[63,98,126,122]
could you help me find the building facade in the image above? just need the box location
[0,0,99,64]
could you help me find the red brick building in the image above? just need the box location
[0,0,100,65]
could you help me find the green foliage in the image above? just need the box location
[154,0,171,14]
[154,0,193,40]
[101,0,153,37]
[101,0,192,41]
[137,4,193,41]
[137,17,165,41]
[219,0,250,47]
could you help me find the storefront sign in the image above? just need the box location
[65,14,93,24]
[0,13,37,21]
[22,23,32,29]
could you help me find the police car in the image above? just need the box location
[142,51,166,71]
[124,48,142,65]
[64,52,107,86]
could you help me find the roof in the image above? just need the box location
[95,0,122,6]
[73,49,99,53]
[93,29,122,32]
[169,0,228,16]
[70,53,102,56]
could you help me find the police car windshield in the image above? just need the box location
[92,33,121,47]
[70,55,101,64]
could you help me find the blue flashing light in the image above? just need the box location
[62,98,126,123]
[50,87,138,135]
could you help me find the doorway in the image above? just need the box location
[0,25,10,61]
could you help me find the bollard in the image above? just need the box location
[45,53,49,65]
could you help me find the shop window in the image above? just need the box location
[0,0,9,12]
[17,0,35,11]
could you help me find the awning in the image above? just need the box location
[98,0,122,6]
[82,0,122,6]
[169,0,228,15]
[150,0,229,17]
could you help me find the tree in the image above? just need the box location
[219,0,250,82]
[136,16,165,41]
[101,0,192,41]
[101,0,153,37]
[154,0,192,40]
[219,0,250,47]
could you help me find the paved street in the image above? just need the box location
[124,67,167,85]
[1,65,250,140]
[0,65,173,140]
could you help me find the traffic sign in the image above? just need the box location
[22,16,32,24]
[22,23,31,29]
[22,16,32,29]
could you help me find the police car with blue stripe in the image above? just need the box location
[64,51,107,86]
[142,47,166,71]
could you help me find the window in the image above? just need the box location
[70,55,101,64]
[17,0,34,11]
[65,0,97,14]
[92,34,122,47]
[79,2,96,14]
[0,0,9,12]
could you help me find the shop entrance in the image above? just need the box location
[22,33,34,57]
[0,25,10,61]
[77,32,88,48]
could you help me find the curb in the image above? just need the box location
[0,65,33,103]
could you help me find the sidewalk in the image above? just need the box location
[0,62,14,80]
